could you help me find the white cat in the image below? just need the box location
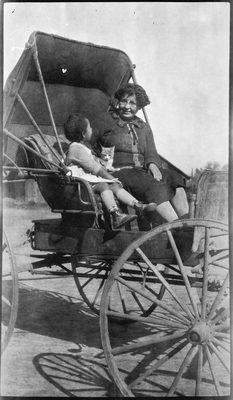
[99,145,120,172]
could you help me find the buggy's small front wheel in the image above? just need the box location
[72,257,113,315]
[72,256,166,317]
[1,230,19,354]
[100,219,230,397]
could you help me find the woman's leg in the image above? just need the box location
[109,182,158,214]
[113,169,189,222]
[161,169,189,219]
[155,201,178,221]
[170,187,189,218]
[112,169,178,222]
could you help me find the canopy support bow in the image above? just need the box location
[32,43,66,161]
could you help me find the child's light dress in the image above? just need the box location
[65,142,114,183]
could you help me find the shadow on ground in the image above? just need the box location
[33,351,121,397]
[15,282,101,348]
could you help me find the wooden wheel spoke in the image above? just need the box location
[106,310,189,329]
[2,295,12,308]
[212,337,230,353]
[167,230,200,319]
[195,345,203,396]
[79,275,95,290]
[136,247,193,320]
[208,342,230,373]
[116,280,127,313]
[210,308,229,326]
[130,291,145,312]
[205,344,222,395]
[206,273,229,322]
[92,272,107,306]
[111,330,186,356]
[201,228,210,319]
[144,281,189,326]
[129,339,189,389]
[168,345,198,396]
[212,261,229,270]
[208,249,228,261]
[115,276,190,325]
[144,283,161,297]
[214,331,230,338]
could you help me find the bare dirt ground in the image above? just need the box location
[1,202,231,397]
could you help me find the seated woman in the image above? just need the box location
[91,83,189,229]
[63,114,157,230]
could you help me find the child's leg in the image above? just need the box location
[109,182,138,207]
[93,183,118,212]
[109,183,158,215]
[93,183,137,229]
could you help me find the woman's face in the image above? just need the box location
[118,94,139,121]
[84,119,93,142]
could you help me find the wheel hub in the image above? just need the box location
[188,321,213,344]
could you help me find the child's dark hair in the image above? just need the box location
[63,114,88,142]
[114,83,150,110]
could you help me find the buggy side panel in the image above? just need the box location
[195,170,228,223]
[33,218,197,264]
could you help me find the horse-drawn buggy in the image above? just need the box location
[2,31,230,396]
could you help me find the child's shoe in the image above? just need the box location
[111,209,137,229]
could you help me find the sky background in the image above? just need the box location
[3,2,230,175]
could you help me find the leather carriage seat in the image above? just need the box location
[23,133,69,170]
[21,134,107,213]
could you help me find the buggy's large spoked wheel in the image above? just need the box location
[72,257,166,317]
[100,219,230,397]
[1,230,19,354]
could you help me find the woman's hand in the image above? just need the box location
[148,163,162,181]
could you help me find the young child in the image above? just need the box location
[63,114,157,229]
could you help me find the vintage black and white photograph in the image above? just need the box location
[2,2,231,397]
